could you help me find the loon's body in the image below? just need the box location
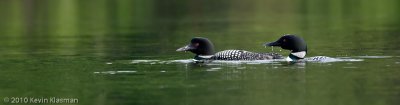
[177,35,307,62]
[207,50,282,60]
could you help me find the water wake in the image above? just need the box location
[129,56,367,64]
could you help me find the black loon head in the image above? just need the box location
[176,37,215,56]
[265,35,307,61]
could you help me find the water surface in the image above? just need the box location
[1,0,400,105]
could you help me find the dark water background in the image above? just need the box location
[0,0,400,105]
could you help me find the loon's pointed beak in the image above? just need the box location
[265,41,281,47]
[176,44,195,52]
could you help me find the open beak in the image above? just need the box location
[265,41,281,47]
[176,44,195,52]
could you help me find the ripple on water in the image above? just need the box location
[94,71,137,75]
[206,67,222,71]
[170,59,194,63]
[343,67,358,69]
[236,67,246,69]
[131,60,160,64]
[354,56,392,58]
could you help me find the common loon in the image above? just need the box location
[177,35,308,61]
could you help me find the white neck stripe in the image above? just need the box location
[198,55,213,58]
[291,51,306,58]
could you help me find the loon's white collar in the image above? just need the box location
[198,55,214,59]
[286,51,306,62]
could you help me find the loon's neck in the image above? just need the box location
[286,51,306,61]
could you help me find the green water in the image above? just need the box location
[1,0,400,105]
